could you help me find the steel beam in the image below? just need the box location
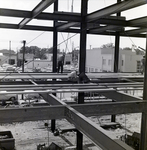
[0,82,143,88]
[0,84,143,91]
[1,8,146,28]
[19,0,56,29]
[0,88,117,95]
[0,106,65,123]
[72,100,147,116]
[0,101,146,123]
[140,34,147,150]
[102,91,142,101]
[0,8,31,18]
[127,16,147,27]
[87,0,147,22]
[78,1,88,148]
[0,8,81,22]
[123,28,147,35]
[113,3,121,121]
[0,23,18,29]
[89,25,124,33]
[65,106,130,150]
[114,32,120,73]
[57,22,79,31]
[52,0,58,132]
[0,23,146,38]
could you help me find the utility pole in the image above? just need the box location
[22,40,26,72]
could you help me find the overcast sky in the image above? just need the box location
[0,0,146,52]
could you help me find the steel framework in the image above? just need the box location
[0,0,147,150]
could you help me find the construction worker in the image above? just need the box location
[68,70,78,82]
[57,54,65,73]
[68,70,90,83]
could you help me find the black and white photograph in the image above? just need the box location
[0,0,147,149]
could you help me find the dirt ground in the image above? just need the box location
[0,113,141,150]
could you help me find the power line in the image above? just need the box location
[27,31,46,45]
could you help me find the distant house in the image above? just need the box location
[44,53,72,65]
[86,47,143,73]
[64,53,72,65]
[0,53,17,66]
[17,53,34,67]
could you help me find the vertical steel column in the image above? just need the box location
[114,32,120,73]
[77,1,88,150]
[140,34,147,150]
[53,0,58,73]
[51,0,58,133]
[22,40,26,73]
[112,0,121,122]
[21,40,26,100]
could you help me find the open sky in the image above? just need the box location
[0,0,146,52]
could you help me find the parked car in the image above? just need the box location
[0,92,18,106]
[0,93,18,101]
[6,66,16,72]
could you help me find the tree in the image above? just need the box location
[19,46,47,59]
[123,47,132,50]
[101,43,114,48]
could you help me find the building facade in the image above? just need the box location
[86,47,143,73]
[0,54,17,66]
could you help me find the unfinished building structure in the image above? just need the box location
[0,0,147,149]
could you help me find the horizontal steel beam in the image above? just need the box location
[0,23,18,29]
[72,100,147,116]
[0,8,31,18]
[0,101,146,123]
[89,25,124,33]
[0,105,65,123]
[0,85,143,91]
[0,23,146,38]
[123,28,147,35]
[57,22,79,31]
[0,8,81,22]
[0,88,116,95]
[127,16,147,27]
[87,0,147,22]
[0,80,143,91]
[0,82,143,88]
[0,72,144,79]
[0,74,68,80]
[102,91,142,101]
[1,8,146,28]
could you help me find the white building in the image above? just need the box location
[25,59,52,70]
[45,53,73,65]
[86,47,143,73]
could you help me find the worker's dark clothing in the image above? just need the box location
[57,56,64,73]
[57,61,63,73]
[78,72,90,83]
